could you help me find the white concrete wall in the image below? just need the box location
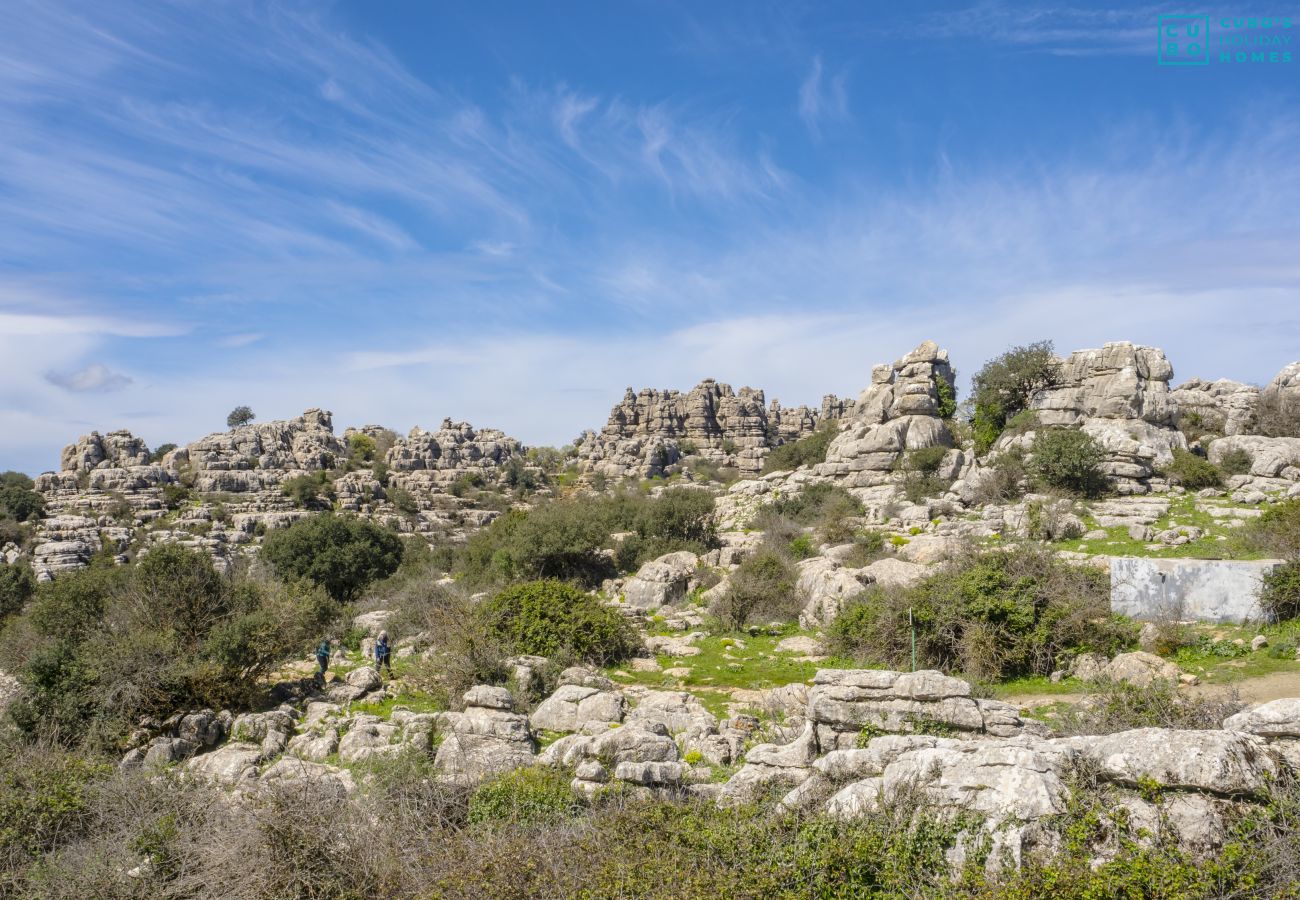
[1110,557,1284,624]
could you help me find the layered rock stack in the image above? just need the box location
[814,340,962,488]
[1169,378,1260,436]
[575,379,844,479]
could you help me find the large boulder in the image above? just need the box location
[796,557,872,628]
[1054,728,1276,795]
[434,687,535,782]
[529,684,626,734]
[622,551,699,610]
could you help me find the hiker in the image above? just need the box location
[374,631,394,677]
[315,637,331,682]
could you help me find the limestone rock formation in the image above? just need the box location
[1170,378,1260,436]
[815,341,961,487]
[999,342,1185,494]
[576,379,838,479]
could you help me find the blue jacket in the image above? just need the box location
[375,638,390,659]
[316,641,331,659]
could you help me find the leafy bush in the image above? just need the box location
[788,534,815,560]
[1219,446,1254,475]
[387,486,419,514]
[970,341,1060,454]
[0,561,35,619]
[0,739,109,858]
[1260,561,1300,621]
[225,405,255,428]
[1243,499,1300,561]
[348,433,377,462]
[768,483,863,544]
[161,483,192,510]
[1162,448,1222,489]
[261,514,403,602]
[828,543,1128,680]
[0,471,44,523]
[280,471,333,508]
[2,552,337,747]
[468,767,580,828]
[894,445,952,504]
[709,549,799,629]
[459,490,716,589]
[1028,428,1107,497]
[762,423,838,474]
[477,580,639,665]
[148,443,177,464]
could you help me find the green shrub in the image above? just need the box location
[828,543,1127,680]
[0,471,44,522]
[130,544,228,647]
[971,341,1060,454]
[0,560,35,619]
[1163,448,1222,489]
[769,483,863,542]
[904,445,947,474]
[1029,428,1107,497]
[788,534,815,560]
[261,514,403,602]
[1219,446,1254,475]
[467,766,580,828]
[348,433,377,462]
[477,580,639,665]
[387,486,418,514]
[0,740,110,857]
[762,422,838,474]
[280,471,333,508]
[450,472,485,497]
[1243,499,1300,561]
[161,483,192,510]
[709,549,799,629]
[459,490,716,589]
[894,446,952,504]
[1260,561,1300,621]
[148,443,177,464]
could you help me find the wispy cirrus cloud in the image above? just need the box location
[798,55,849,138]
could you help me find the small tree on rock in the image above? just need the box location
[226,406,256,429]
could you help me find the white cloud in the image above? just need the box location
[214,332,265,348]
[798,55,848,139]
[44,363,134,393]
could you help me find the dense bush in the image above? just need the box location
[467,767,581,828]
[261,514,403,602]
[0,739,110,861]
[1162,448,1223,489]
[1028,427,1107,497]
[762,423,838,474]
[894,445,952,503]
[0,471,44,523]
[148,442,177,464]
[1219,446,1254,475]
[0,561,35,619]
[279,471,333,508]
[1,551,337,747]
[828,543,1129,680]
[477,580,639,665]
[970,340,1060,454]
[709,549,799,629]
[766,482,863,543]
[1243,498,1300,561]
[1260,561,1300,621]
[458,490,716,589]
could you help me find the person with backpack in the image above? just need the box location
[374,630,394,678]
[315,637,332,683]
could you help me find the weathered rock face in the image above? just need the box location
[1260,361,1300,423]
[575,379,836,479]
[622,551,699,610]
[433,686,535,782]
[386,418,527,480]
[1170,378,1260,436]
[59,429,152,473]
[816,341,960,487]
[171,409,344,492]
[999,342,1185,494]
[806,669,1042,751]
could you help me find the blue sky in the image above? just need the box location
[2,1,1298,474]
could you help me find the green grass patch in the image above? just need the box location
[1053,494,1269,560]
